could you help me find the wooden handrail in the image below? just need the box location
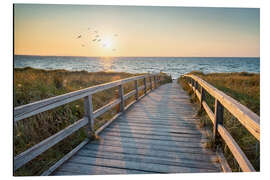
[182,74,259,172]
[183,74,260,141]
[14,73,163,172]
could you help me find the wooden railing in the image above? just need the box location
[182,74,260,172]
[14,74,162,175]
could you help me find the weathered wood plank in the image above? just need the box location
[217,124,255,172]
[202,101,215,124]
[68,155,218,173]
[99,131,208,143]
[76,149,219,170]
[55,162,148,175]
[14,117,88,171]
[41,138,89,176]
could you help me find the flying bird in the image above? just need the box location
[97,39,101,42]
[92,39,97,42]
[76,34,82,39]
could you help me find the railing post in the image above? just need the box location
[213,99,224,143]
[195,81,198,90]
[200,87,205,110]
[135,80,139,100]
[84,95,94,137]
[118,84,124,112]
[150,76,153,90]
[143,77,147,94]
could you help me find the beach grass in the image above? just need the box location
[14,67,172,176]
[178,71,260,172]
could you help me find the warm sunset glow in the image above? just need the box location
[14,4,260,57]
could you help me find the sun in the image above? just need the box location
[103,39,112,48]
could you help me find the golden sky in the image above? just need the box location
[14,4,260,57]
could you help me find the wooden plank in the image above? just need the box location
[202,101,215,124]
[41,138,89,176]
[217,124,255,172]
[14,74,160,122]
[56,162,149,175]
[184,74,260,141]
[99,131,208,143]
[76,149,219,170]
[93,98,121,119]
[103,127,203,138]
[14,117,88,171]
[92,135,206,149]
[87,139,213,155]
[68,155,218,173]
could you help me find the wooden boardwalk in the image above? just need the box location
[53,81,221,175]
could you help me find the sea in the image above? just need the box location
[14,55,260,79]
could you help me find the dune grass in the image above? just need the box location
[178,71,260,172]
[14,67,172,176]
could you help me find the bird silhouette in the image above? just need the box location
[77,34,82,39]
[92,39,97,42]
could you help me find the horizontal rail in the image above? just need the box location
[184,74,260,141]
[93,98,121,119]
[183,74,259,172]
[218,125,255,172]
[14,74,158,122]
[14,117,88,171]
[41,138,89,176]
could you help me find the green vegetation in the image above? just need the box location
[14,67,172,176]
[178,71,260,172]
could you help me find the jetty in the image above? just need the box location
[14,74,260,175]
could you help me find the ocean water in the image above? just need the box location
[14,55,260,79]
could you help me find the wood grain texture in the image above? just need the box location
[218,125,255,172]
[53,81,221,175]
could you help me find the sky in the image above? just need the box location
[14,4,260,57]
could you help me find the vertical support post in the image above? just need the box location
[143,77,147,94]
[195,81,198,90]
[84,95,94,137]
[135,80,139,100]
[200,87,205,110]
[118,84,124,112]
[150,76,153,90]
[213,99,224,142]
[153,76,156,89]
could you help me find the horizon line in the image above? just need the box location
[14,54,260,58]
